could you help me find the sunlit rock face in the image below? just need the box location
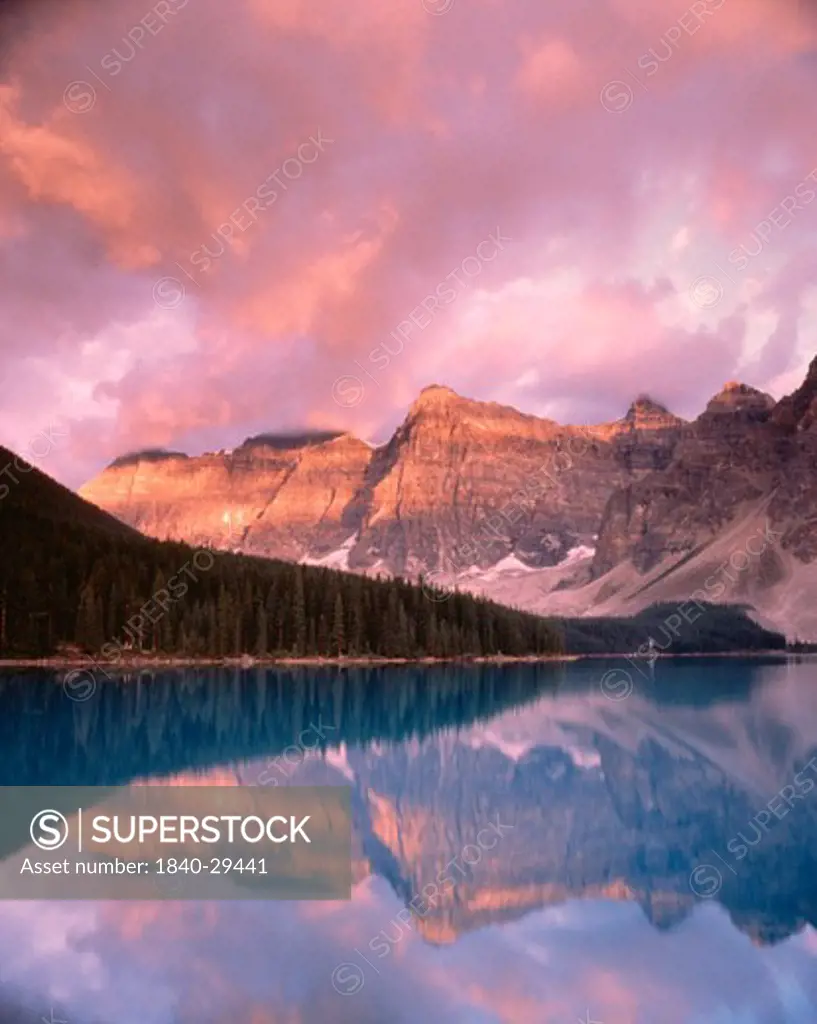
[80,431,373,562]
[80,385,685,575]
[705,381,776,419]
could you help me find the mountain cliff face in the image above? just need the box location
[578,362,817,638]
[344,385,627,574]
[81,386,685,575]
[80,361,817,638]
[591,379,800,578]
[83,431,373,562]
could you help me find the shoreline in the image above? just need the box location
[0,649,807,672]
[0,653,579,670]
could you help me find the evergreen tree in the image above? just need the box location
[217,584,232,657]
[76,581,104,651]
[293,567,307,655]
[255,602,268,657]
[331,593,346,658]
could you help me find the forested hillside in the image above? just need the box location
[562,604,786,655]
[0,447,563,659]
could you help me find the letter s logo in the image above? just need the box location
[30,810,69,850]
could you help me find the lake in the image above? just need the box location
[1,657,816,1023]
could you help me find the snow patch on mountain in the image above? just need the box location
[474,554,540,581]
[560,544,596,566]
[301,535,356,571]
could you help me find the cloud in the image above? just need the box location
[0,0,816,485]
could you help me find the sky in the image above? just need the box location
[1,0,817,487]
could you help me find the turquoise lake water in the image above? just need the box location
[0,656,815,1023]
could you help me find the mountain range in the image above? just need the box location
[80,356,817,640]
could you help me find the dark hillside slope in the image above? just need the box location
[0,447,562,659]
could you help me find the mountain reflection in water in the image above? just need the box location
[1,657,816,1023]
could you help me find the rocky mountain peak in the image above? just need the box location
[238,429,350,452]
[771,355,817,433]
[705,381,775,417]
[403,385,547,447]
[409,384,462,413]
[406,384,561,437]
[621,394,682,431]
[108,448,189,470]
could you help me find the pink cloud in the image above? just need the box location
[0,0,815,485]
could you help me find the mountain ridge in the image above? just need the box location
[77,368,817,638]
[80,384,692,572]
[96,383,696,466]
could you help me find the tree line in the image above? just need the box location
[0,454,563,659]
